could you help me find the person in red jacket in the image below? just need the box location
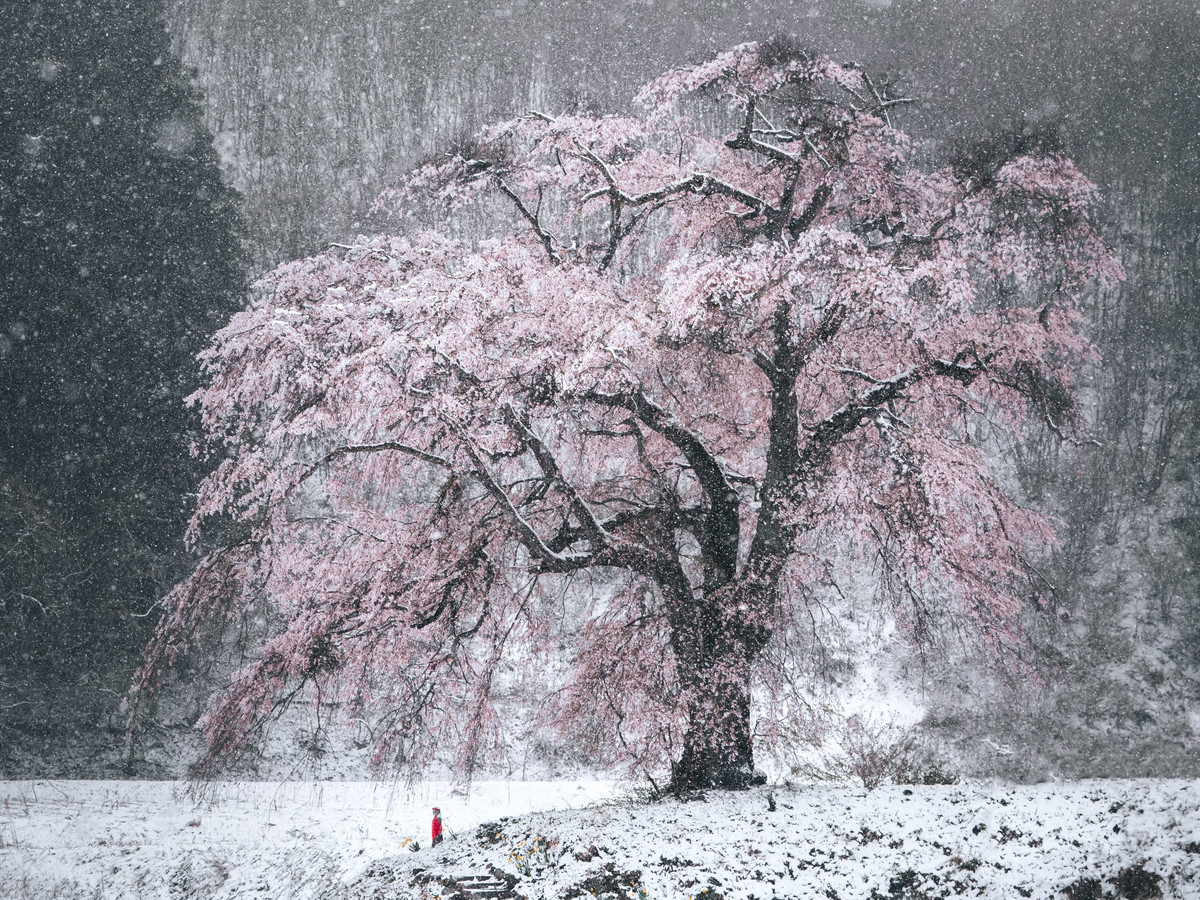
[431,807,444,846]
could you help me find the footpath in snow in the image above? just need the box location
[2,778,1199,899]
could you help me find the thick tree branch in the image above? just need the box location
[751,347,778,379]
[582,389,735,510]
[747,300,867,569]
[581,387,741,584]
[505,405,611,549]
[788,183,832,238]
[797,352,985,478]
[452,423,592,573]
[725,130,801,166]
[797,368,922,474]
[548,504,680,555]
[726,96,801,166]
[581,163,775,226]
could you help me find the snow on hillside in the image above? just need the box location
[2,778,1199,899]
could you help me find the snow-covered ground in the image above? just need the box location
[2,778,1199,899]
[0,779,613,899]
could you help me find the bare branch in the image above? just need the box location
[574,141,619,188]
[497,178,562,264]
[575,138,777,247]
[726,126,802,166]
[300,441,450,485]
[862,72,914,127]
[726,94,802,167]
[835,367,884,384]
[572,142,626,270]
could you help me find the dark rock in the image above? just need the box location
[1060,877,1103,900]
[1110,864,1163,900]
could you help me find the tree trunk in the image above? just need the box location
[669,632,759,792]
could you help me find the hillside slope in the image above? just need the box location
[3,779,1198,899]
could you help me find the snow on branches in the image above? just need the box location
[136,42,1119,789]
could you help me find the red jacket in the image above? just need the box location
[432,814,443,842]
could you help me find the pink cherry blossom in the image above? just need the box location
[134,43,1118,791]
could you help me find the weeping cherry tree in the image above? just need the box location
[135,42,1118,790]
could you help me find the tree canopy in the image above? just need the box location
[138,42,1117,789]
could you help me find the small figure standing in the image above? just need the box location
[431,807,444,846]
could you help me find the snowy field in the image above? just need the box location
[0,779,613,899]
[2,779,1199,899]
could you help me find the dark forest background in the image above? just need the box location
[1,0,1197,779]
[0,0,245,774]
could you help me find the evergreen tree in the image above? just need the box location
[0,0,244,765]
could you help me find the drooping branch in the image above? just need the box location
[894,165,1016,255]
[299,441,451,485]
[749,335,993,572]
[412,539,495,630]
